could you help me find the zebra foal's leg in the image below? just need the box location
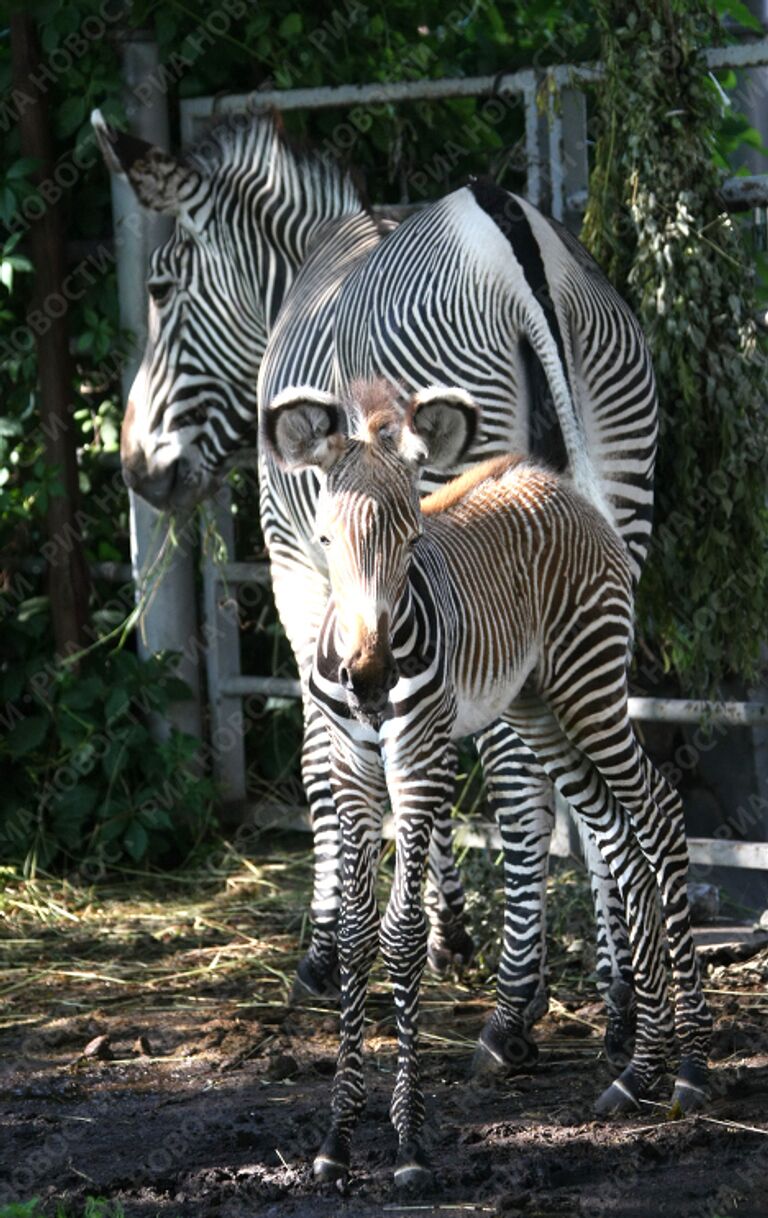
[424,743,475,977]
[572,815,636,1067]
[381,752,456,1191]
[505,699,676,1112]
[313,738,387,1183]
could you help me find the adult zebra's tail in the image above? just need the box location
[466,177,614,527]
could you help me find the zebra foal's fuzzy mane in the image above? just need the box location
[346,379,405,446]
[421,455,528,516]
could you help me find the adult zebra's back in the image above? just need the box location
[93,107,656,1065]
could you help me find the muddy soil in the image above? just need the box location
[1,856,767,1218]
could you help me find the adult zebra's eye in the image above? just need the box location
[317,534,331,548]
[148,280,173,307]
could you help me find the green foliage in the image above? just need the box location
[582,0,768,692]
[0,603,215,871]
[0,1201,125,1218]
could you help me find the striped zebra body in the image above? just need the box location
[266,381,710,1188]
[93,108,653,1043]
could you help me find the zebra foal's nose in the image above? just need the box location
[339,651,399,710]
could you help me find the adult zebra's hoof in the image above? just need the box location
[427,924,476,977]
[394,1140,434,1193]
[595,1065,642,1116]
[670,1060,709,1115]
[472,1023,539,1077]
[313,1131,350,1183]
[291,952,341,1003]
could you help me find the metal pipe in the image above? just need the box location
[220,675,302,699]
[178,38,768,127]
[629,698,768,725]
[111,33,202,742]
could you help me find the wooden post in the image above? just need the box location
[10,15,90,657]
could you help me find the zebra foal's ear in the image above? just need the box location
[91,109,203,219]
[405,387,480,469]
[264,388,345,472]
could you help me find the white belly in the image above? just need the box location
[451,651,537,739]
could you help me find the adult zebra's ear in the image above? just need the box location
[264,388,346,473]
[91,109,203,220]
[404,386,480,469]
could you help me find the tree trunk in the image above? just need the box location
[11,14,90,657]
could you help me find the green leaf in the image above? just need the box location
[124,821,149,861]
[105,686,131,723]
[6,714,49,756]
[57,96,86,138]
[63,676,105,710]
[6,157,39,180]
[278,12,303,37]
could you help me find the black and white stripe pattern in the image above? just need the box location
[99,109,656,1034]
[266,381,710,1188]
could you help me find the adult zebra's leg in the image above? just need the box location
[424,742,475,977]
[473,721,552,1074]
[381,748,457,1190]
[267,552,342,999]
[555,696,711,1110]
[504,697,676,1112]
[314,736,387,1182]
[572,814,636,1067]
[474,719,635,1073]
[296,695,342,997]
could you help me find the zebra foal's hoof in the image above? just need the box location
[670,1060,709,1115]
[313,1131,350,1183]
[394,1139,434,1193]
[291,953,341,1003]
[595,1064,642,1116]
[471,1024,539,1078]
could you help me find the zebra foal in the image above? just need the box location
[265,378,711,1190]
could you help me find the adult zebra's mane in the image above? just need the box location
[183,106,367,217]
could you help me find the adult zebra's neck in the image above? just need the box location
[190,111,365,328]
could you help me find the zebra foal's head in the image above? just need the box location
[265,380,479,720]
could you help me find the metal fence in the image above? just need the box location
[114,35,768,871]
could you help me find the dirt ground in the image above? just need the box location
[1,839,768,1218]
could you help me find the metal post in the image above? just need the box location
[111,32,202,741]
[200,485,247,801]
[560,88,589,234]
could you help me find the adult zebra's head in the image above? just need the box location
[265,379,478,720]
[93,108,361,511]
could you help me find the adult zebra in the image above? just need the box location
[93,106,655,1068]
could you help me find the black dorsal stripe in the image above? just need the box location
[468,176,573,466]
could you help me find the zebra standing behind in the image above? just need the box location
[265,378,711,1192]
[91,106,653,1060]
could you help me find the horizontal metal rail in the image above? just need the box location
[180,38,768,118]
[567,173,768,213]
[246,802,768,870]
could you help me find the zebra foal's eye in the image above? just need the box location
[317,534,331,548]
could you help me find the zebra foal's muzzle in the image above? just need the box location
[338,635,399,722]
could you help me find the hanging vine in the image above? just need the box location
[582,0,768,694]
